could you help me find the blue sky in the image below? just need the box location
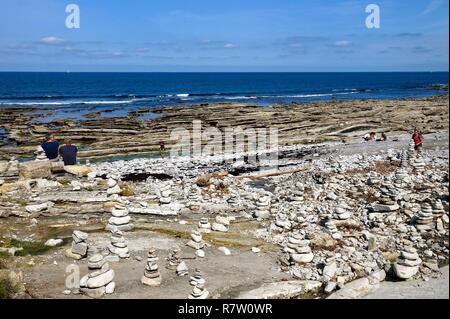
[0,0,448,71]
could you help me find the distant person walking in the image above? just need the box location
[159,141,166,158]
[412,129,423,152]
[41,134,59,161]
[59,139,78,166]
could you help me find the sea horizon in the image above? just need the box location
[0,71,449,73]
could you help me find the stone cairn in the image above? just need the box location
[34,146,48,161]
[370,183,400,214]
[187,185,201,211]
[166,248,188,276]
[254,195,271,219]
[284,232,314,264]
[367,172,381,186]
[141,248,162,287]
[227,191,240,208]
[176,260,189,277]
[189,269,206,287]
[159,182,173,206]
[273,213,292,231]
[186,229,206,258]
[198,217,211,232]
[407,141,416,160]
[333,201,351,220]
[432,200,445,219]
[88,253,103,269]
[211,214,230,232]
[325,219,342,240]
[290,183,305,204]
[166,248,181,270]
[106,203,133,231]
[393,168,409,189]
[106,176,122,197]
[415,202,434,232]
[107,228,130,258]
[80,262,115,298]
[411,156,425,174]
[188,274,209,299]
[393,246,422,280]
[399,150,409,168]
[66,230,89,260]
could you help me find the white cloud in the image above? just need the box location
[421,0,443,15]
[39,36,65,45]
[334,40,352,47]
[224,43,237,49]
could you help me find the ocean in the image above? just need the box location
[0,72,448,122]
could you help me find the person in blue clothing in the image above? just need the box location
[41,134,59,160]
[59,139,78,166]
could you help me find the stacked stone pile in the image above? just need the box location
[187,185,201,211]
[333,202,351,220]
[211,215,230,232]
[106,204,133,231]
[66,230,89,260]
[283,232,314,264]
[186,229,205,250]
[415,202,434,232]
[198,218,211,231]
[188,275,209,299]
[393,246,422,280]
[107,228,130,258]
[254,195,271,219]
[80,263,115,298]
[141,249,162,287]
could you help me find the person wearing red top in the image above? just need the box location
[412,129,423,152]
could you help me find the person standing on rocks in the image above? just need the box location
[412,129,424,152]
[59,139,78,166]
[41,134,59,161]
[159,141,166,158]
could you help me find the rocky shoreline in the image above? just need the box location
[0,96,448,299]
[0,94,448,160]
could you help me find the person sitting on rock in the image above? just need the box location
[59,139,78,166]
[363,132,376,142]
[376,132,387,142]
[41,134,59,161]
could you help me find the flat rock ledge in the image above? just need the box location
[237,280,322,299]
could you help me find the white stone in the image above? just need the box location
[211,222,228,232]
[251,247,261,253]
[25,203,48,213]
[393,263,419,279]
[45,238,63,247]
[107,185,122,195]
[105,281,115,294]
[86,269,115,289]
[291,252,314,264]
[323,262,337,281]
[218,247,231,255]
[107,179,117,188]
[195,250,205,258]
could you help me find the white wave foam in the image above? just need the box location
[0,98,150,106]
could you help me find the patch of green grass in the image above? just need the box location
[10,239,53,256]
[0,251,9,258]
[0,237,67,257]
[0,279,15,299]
